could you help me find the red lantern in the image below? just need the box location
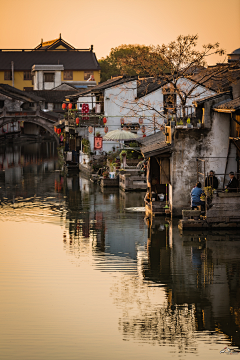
[139,117,143,125]
[104,126,108,133]
[68,103,72,110]
[143,134,146,138]
[141,125,146,133]
[54,126,57,133]
[57,128,61,134]
[62,103,67,110]
[76,117,79,125]
[120,118,124,125]
[88,126,93,134]
[103,117,107,124]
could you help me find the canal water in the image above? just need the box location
[0,141,240,360]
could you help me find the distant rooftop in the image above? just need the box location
[0,35,100,71]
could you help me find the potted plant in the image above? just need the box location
[103,171,109,179]
[197,120,202,128]
[109,161,117,178]
[95,131,101,137]
[176,119,183,128]
[82,138,90,155]
[120,150,127,161]
[170,116,176,127]
[187,117,192,128]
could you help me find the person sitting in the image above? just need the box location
[225,172,239,192]
[205,170,218,189]
[191,182,205,210]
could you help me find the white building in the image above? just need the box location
[68,75,217,156]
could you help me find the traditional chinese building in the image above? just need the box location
[0,35,100,91]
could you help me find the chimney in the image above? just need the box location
[90,45,93,51]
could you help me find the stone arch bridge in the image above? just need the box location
[0,109,59,142]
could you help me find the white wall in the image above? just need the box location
[170,111,236,215]
[77,78,216,154]
[77,95,96,111]
[33,70,62,90]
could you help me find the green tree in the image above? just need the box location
[99,44,167,82]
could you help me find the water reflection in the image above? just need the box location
[0,146,240,358]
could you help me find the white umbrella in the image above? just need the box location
[103,129,139,141]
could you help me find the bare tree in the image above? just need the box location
[106,35,239,127]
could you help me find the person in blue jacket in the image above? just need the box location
[191,182,205,210]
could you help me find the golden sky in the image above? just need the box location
[1,0,240,64]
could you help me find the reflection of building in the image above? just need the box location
[0,142,58,187]
[141,220,240,347]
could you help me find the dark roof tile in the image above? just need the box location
[0,51,100,70]
[213,97,240,111]
[0,83,44,102]
[140,131,171,157]
[26,90,79,103]
[67,76,137,99]
[194,91,231,105]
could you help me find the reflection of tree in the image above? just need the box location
[119,305,197,352]
[110,268,198,353]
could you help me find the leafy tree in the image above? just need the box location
[99,44,167,83]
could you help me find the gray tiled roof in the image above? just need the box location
[67,76,137,99]
[213,96,240,111]
[137,78,167,98]
[26,90,79,103]
[194,92,231,105]
[0,84,44,102]
[191,66,240,92]
[140,131,171,157]
[0,51,100,71]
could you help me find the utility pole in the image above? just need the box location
[11,61,14,87]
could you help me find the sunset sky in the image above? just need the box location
[1,0,240,64]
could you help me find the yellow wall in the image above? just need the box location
[0,71,33,90]
[94,71,100,84]
[0,69,101,90]
[61,70,100,84]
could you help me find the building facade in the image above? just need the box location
[0,35,100,91]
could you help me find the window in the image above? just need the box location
[53,103,62,110]
[24,71,32,80]
[84,71,94,81]
[45,102,48,110]
[0,100,4,108]
[44,73,54,82]
[163,93,176,114]
[4,71,12,80]
[63,70,73,80]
